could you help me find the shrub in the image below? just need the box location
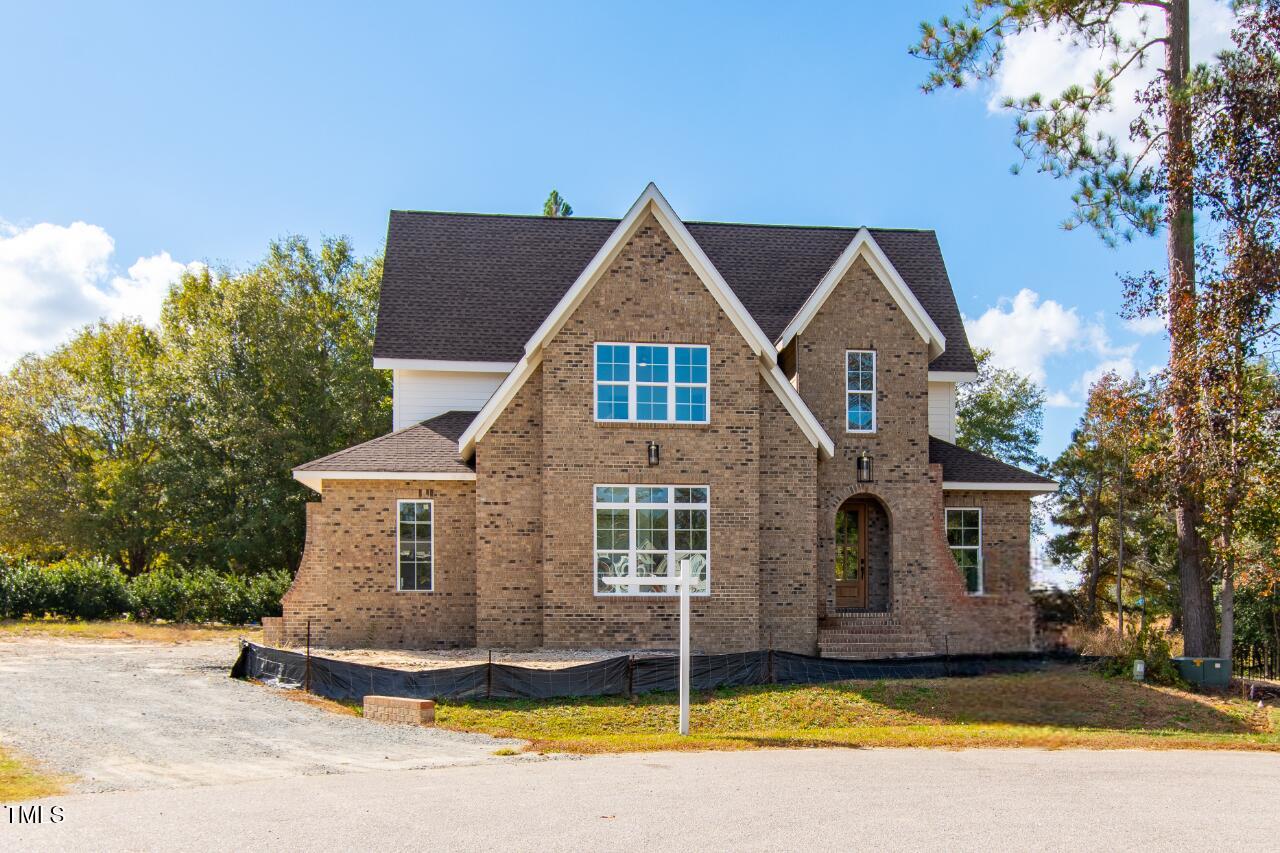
[1099,627,1187,688]
[129,566,197,622]
[220,569,292,625]
[3,558,293,626]
[129,566,292,625]
[0,558,54,618]
[42,557,133,620]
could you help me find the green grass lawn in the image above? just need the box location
[434,666,1280,753]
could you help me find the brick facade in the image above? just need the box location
[531,214,772,652]
[274,479,476,648]
[794,254,1034,654]
[279,214,1037,656]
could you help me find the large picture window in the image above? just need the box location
[594,485,709,596]
[846,350,876,432]
[397,500,434,591]
[595,343,709,424]
[946,507,982,595]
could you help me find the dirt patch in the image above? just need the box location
[283,645,674,670]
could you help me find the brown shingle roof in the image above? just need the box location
[928,437,1055,487]
[294,411,477,474]
[375,212,977,373]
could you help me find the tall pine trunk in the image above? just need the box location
[1165,0,1217,657]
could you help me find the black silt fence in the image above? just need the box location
[232,641,1088,704]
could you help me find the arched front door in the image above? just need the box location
[835,501,868,609]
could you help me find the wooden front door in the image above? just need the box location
[835,503,868,609]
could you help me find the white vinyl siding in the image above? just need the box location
[392,369,508,431]
[928,380,957,443]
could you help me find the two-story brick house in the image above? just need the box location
[268,184,1055,658]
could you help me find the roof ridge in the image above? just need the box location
[390,209,936,234]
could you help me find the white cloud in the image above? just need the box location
[990,0,1237,154]
[1045,391,1079,408]
[966,288,1143,409]
[965,288,1085,383]
[1124,313,1166,335]
[0,219,200,367]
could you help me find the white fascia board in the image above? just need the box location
[929,370,978,383]
[524,183,777,362]
[373,358,516,373]
[458,349,543,458]
[776,229,946,360]
[761,361,835,458]
[942,481,1058,493]
[293,469,477,494]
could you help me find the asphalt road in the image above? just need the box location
[7,748,1280,851]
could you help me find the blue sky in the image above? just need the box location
[5,1,1236,465]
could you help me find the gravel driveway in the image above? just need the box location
[0,637,519,793]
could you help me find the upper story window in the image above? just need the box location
[595,343,709,424]
[946,507,982,595]
[846,350,876,433]
[397,500,434,591]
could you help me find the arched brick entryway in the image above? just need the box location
[834,494,891,612]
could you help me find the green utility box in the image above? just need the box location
[1173,657,1232,687]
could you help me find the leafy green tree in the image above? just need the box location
[912,0,1221,653]
[956,348,1046,470]
[0,321,166,574]
[157,237,389,573]
[543,189,573,217]
[1049,373,1178,626]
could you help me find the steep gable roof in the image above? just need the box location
[775,227,945,359]
[375,208,977,373]
[457,184,834,459]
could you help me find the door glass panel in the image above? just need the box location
[835,508,862,582]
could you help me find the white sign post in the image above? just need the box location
[602,557,693,736]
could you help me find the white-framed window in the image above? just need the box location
[396,500,434,591]
[846,349,876,433]
[594,485,710,596]
[946,507,982,595]
[594,343,709,424]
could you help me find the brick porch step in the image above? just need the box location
[817,612,935,660]
[817,640,935,659]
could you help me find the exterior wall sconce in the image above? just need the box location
[647,441,660,467]
[856,451,874,483]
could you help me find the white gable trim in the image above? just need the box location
[761,363,834,457]
[459,183,828,460]
[458,349,543,456]
[293,470,477,494]
[524,183,775,359]
[776,229,946,360]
